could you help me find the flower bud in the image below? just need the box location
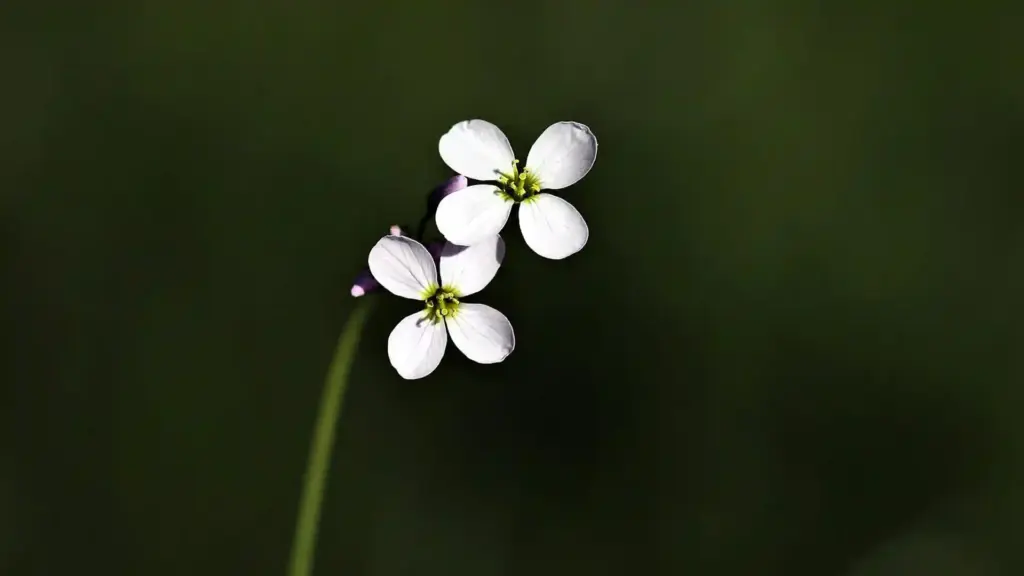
[350,269,378,297]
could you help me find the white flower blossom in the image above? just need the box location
[367,234,514,379]
[435,120,598,260]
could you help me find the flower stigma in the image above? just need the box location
[496,159,542,202]
[423,286,461,323]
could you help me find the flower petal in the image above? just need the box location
[438,235,505,297]
[388,311,448,380]
[445,303,514,364]
[518,193,589,260]
[438,120,515,181]
[524,121,598,190]
[434,184,513,246]
[367,236,438,299]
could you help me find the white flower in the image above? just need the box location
[367,234,515,380]
[435,120,598,260]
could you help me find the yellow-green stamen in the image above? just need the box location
[496,159,542,201]
[423,286,461,323]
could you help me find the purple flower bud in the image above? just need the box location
[427,174,468,213]
[350,268,378,297]
[389,224,405,237]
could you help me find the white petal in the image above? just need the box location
[367,236,438,300]
[518,193,589,260]
[445,303,514,364]
[524,122,598,190]
[438,120,515,181]
[434,184,513,247]
[387,311,448,380]
[438,235,505,297]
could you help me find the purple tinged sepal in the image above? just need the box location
[425,239,473,268]
[426,240,445,264]
[427,174,468,213]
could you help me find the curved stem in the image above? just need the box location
[288,300,373,576]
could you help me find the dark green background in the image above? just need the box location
[3,0,1021,574]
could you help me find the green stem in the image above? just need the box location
[288,300,372,576]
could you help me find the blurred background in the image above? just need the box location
[3,0,1021,574]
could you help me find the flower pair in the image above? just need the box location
[359,120,598,379]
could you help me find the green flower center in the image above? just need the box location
[496,159,542,202]
[423,286,460,323]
